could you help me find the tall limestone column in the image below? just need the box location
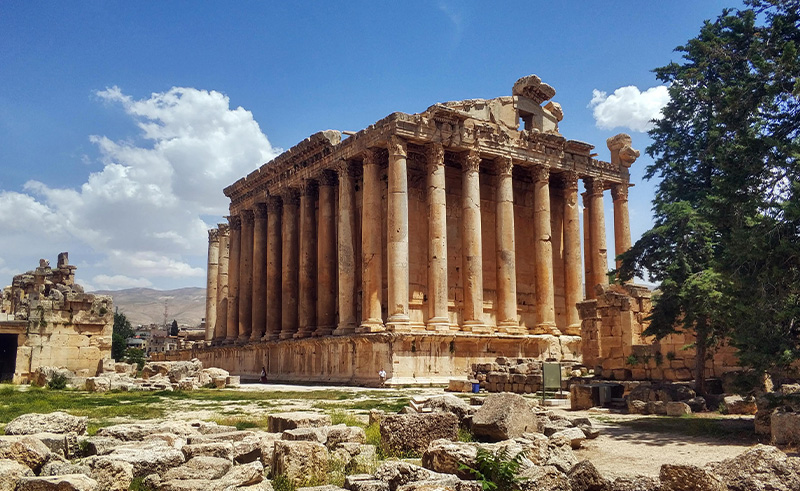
[495,156,520,333]
[214,223,229,345]
[532,165,559,335]
[612,184,631,272]
[334,160,357,335]
[315,171,337,336]
[295,180,318,339]
[358,150,384,333]
[582,192,593,299]
[205,228,220,343]
[225,215,241,344]
[251,202,268,341]
[386,136,410,332]
[265,195,282,341]
[238,209,254,343]
[426,143,449,331]
[461,149,487,332]
[585,178,609,298]
[280,190,300,339]
[561,171,582,335]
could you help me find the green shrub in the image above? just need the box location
[47,373,68,390]
[459,447,527,491]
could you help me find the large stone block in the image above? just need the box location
[268,412,331,433]
[380,413,458,455]
[272,440,328,486]
[16,474,98,491]
[770,410,800,446]
[4,412,88,436]
[471,393,539,441]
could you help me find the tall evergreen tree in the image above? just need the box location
[620,0,800,393]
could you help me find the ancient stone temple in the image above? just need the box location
[172,75,641,385]
[0,253,113,383]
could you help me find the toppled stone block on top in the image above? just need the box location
[4,411,88,436]
[268,412,332,433]
[470,393,540,441]
[380,412,458,455]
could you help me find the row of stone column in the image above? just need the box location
[204,138,631,342]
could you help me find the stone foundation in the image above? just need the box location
[151,332,582,386]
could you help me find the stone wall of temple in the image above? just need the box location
[578,283,740,381]
[0,253,113,383]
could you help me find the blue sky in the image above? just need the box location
[0,1,740,290]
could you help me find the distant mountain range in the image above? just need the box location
[91,287,206,328]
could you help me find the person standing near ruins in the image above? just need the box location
[378,368,386,388]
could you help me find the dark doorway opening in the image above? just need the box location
[0,334,18,382]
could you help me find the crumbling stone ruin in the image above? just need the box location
[0,253,113,383]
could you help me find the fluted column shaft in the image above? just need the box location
[495,156,519,333]
[251,203,268,341]
[532,166,558,335]
[296,181,317,338]
[225,215,241,344]
[562,172,582,334]
[315,171,337,336]
[335,160,357,335]
[612,184,631,273]
[586,178,609,298]
[386,136,410,331]
[205,228,220,343]
[426,143,449,331]
[358,150,384,332]
[280,191,300,339]
[238,209,254,343]
[265,196,282,341]
[214,223,229,344]
[461,150,486,332]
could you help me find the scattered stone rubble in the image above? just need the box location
[32,358,240,393]
[453,358,582,394]
[0,391,798,490]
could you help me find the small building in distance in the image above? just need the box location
[0,253,113,383]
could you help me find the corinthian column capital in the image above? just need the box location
[495,156,513,177]
[388,135,407,158]
[559,170,580,191]
[585,177,605,196]
[253,202,268,219]
[227,215,242,230]
[462,149,481,173]
[611,183,629,201]
[427,142,444,166]
[531,164,550,182]
[208,228,220,242]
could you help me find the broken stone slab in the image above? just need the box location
[550,427,586,450]
[272,440,328,487]
[423,395,473,423]
[0,459,34,489]
[470,393,541,441]
[299,486,346,491]
[181,441,234,461]
[344,473,389,491]
[421,439,478,480]
[373,461,454,491]
[217,460,264,488]
[268,412,332,433]
[665,401,692,417]
[162,456,232,481]
[39,460,90,477]
[518,464,571,491]
[707,444,800,491]
[325,425,366,450]
[0,432,79,459]
[88,457,134,491]
[83,436,121,456]
[659,464,725,491]
[107,441,185,477]
[282,427,329,445]
[16,474,98,491]
[447,380,473,393]
[0,436,53,474]
[610,476,661,491]
[567,460,610,491]
[380,412,458,455]
[4,412,88,436]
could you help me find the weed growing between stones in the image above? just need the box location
[459,447,527,491]
[458,427,474,442]
[329,409,366,427]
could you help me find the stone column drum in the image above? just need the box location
[494,156,520,333]
[334,160,357,335]
[214,223,229,344]
[205,228,220,343]
[358,150,384,333]
[265,195,282,341]
[461,150,487,332]
[612,184,631,272]
[280,190,300,339]
[315,171,337,336]
[386,136,410,332]
[426,143,449,331]
[532,165,558,335]
[296,180,318,339]
[238,209,254,343]
[561,171,582,335]
[225,215,241,344]
[251,202,268,341]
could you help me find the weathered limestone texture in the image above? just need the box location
[0,253,113,383]
[191,74,645,384]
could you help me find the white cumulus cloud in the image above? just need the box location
[589,85,670,132]
[0,86,280,290]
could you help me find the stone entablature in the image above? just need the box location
[0,252,113,383]
[199,74,640,383]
